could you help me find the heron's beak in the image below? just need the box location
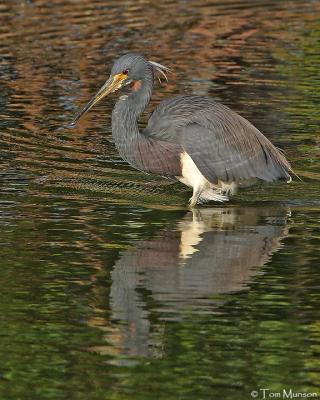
[70,73,128,126]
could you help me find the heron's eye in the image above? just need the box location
[122,69,129,75]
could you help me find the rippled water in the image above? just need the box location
[0,0,319,399]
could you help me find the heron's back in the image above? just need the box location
[143,95,291,184]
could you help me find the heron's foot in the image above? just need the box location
[199,189,229,204]
[189,188,229,207]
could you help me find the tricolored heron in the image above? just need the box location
[70,53,292,206]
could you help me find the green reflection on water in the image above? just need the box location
[271,18,320,180]
[0,194,319,399]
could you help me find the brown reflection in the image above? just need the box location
[2,0,319,198]
[90,206,289,359]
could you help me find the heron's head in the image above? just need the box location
[70,53,170,126]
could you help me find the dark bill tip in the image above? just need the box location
[64,121,77,129]
[64,74,125,129]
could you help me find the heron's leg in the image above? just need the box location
[189,187,202,207]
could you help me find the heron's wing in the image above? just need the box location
[180,123,291,184]
[144,96,291,184]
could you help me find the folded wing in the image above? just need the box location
[143,96,291,184]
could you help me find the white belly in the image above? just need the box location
[177,152,209,190]
[176,152,232,205]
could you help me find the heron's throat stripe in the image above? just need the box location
[131,80,142,91]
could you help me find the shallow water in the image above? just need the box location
[0,0,319,399]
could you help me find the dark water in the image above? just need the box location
[0,1,319,399]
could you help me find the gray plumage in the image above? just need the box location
[72,53,292,206]
[144,95,291,183]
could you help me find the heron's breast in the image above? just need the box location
[126,136,182,177]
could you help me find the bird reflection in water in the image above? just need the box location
[89,206,290,362]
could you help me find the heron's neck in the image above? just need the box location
[112,74,153,166]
